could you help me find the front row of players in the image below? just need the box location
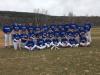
[13,28,91,50]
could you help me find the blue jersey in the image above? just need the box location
[13,34,21,40]
[26,40,35,47]
[79,31,87,43]
[3,25,12,33]
[78,26,86,33]
[64,24,70,31]
[61,38,68,43]
[20,25,27,31]
[27,25,35,32]
[28,32,34,37]
[45,39,51,44]
[59,31,65,37]
[35,26,41,31]
[73,31,79,37]
[69,23,78,30]
[48,31,54,38]
[37,39,45,46]
[79,29,87,43]
[20,34,28,42]
[80,37,87,43]
[50,25,56,31]
[52,38,59,44]
[67,31,74,38]
[42,25,48,32]
[62,25,66,31]
[67,32,79,44]
[84,23,91,32]
[69,39,78,44]
[38,32,43,37]
[54,31,60,37]
[58,25,65,31]
[12,24,20,31]
[79,30,86,37]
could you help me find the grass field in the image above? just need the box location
[0,28,100,75]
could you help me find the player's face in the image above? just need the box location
[29,23,32,26]
[30,30,33,32]
[15,31,19,34]
[22,31,26,34]
[29,38,33,41]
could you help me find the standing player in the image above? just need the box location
[2,23,13,48]
[84,23,92,45]
[27,23,35,32]
[79,26,89,46]
[79,30,88,46]
[20,23,27,32]
[42,25,49,32]
[12,23,21,34]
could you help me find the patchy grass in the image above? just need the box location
[0,28,100,75]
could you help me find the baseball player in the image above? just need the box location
[12,31,21,50]
[27,23,35,32]
[67,31,79,47]
[84,23,92,45]
[51,36,59,50]
[59,36,68,47]
[36,36,46,50]
[20,24,27,32]
[79,26,89,47]
[2,23,13,48]
[12,23,21,34]
[45,37,52,48]
[20,31,28,48]
[25,37,37,51]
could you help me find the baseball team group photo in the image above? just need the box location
[2,22,92,51]
[0,0,100,75]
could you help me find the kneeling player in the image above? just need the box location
[68,39,79,47]
[12,31,21,50]
[67,31,79,47]
[51,36,59,50]
[59,36,68,47]
[20,31,28,48]
[25,37,36,51]
[36,36,46,50]
[45,37,52,48]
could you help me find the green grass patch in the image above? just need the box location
[0,28,100,75]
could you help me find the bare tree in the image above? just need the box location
[68,11,74,17]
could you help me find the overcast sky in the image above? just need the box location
[0,0,100,16]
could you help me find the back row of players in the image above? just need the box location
[2,23,92,50]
